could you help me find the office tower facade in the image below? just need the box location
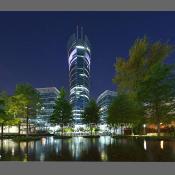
[35,87,60,126]
[68,27,91,124]
[97,90,117,124]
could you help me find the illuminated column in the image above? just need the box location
[68,27,91,124]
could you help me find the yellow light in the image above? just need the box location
[160,140,164,150]
[144,140,147,150]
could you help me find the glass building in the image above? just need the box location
[35,87,60,126]
[67,27,91,124]
[97,90,117,124]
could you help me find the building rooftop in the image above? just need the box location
[97,90,117,103]
[36,87,60,94]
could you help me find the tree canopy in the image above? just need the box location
[50,87,73,126]
[113,36,174,97]
[81,99,100,125]
[107,94,143,127]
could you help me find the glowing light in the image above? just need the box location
[72,109,84,112]
[70,86,89,95]
[68,47,91,68]
[80,73,88,78]
[160,140,164,150]
[69,56,77,66]
[73,114,82,116]
[86,47,90,53]
[76,45,85,49]
[80,94,89,99]
[74,124,86,129]
[144,140,147,150]
[68,48,77,65]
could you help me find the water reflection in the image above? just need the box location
[144,140,147,150]
[160,140,164,150]
[0,136,175,161]
[11,147,15,156]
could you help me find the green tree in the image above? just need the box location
[113,37,174,97]
[113,36,175,135]
[5,94,27,135]
[138,63,175,136]
[0,91,12,138]
[0,96,6,138]
[50,88,72,136]
[81,99,100,136]
[107,94,143,135]
[14,83,41,137]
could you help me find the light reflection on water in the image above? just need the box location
[0,136,175,161]
[144,140,147,150]
[160,140,164,150]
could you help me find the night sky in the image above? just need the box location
[0,12,175,99]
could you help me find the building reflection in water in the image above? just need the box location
[100,150,108,161]
[11,147,15,156]
[41,138,46,146]
[1,136,175,161]
[40,152,45,161]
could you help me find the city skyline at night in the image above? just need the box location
[1,11,175,163]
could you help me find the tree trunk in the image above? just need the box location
[18,123,21,136]
[1,123,3,138]
[1,137,3,159]
[115,127,117,135]
[90,125,93,136]
[155,104,160,136]
[131,127,133,136]
[121,124,123,135]
[157,122,160,137]
[34,126,36,134]
[26,115,29,137]
[61,125,64,136]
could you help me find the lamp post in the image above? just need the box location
[25,106,29,137]
[25,106,32,137]
[143,124,146,135]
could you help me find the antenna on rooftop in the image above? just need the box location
[81,26,83,40]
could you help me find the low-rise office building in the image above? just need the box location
[97,90,117,124]
[35,87,60,127]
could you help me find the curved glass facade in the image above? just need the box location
[68,30,91,124]
[97,90,117,124]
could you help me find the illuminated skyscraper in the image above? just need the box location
[68,27,91,124]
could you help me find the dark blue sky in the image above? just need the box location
[0,12,175,99]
